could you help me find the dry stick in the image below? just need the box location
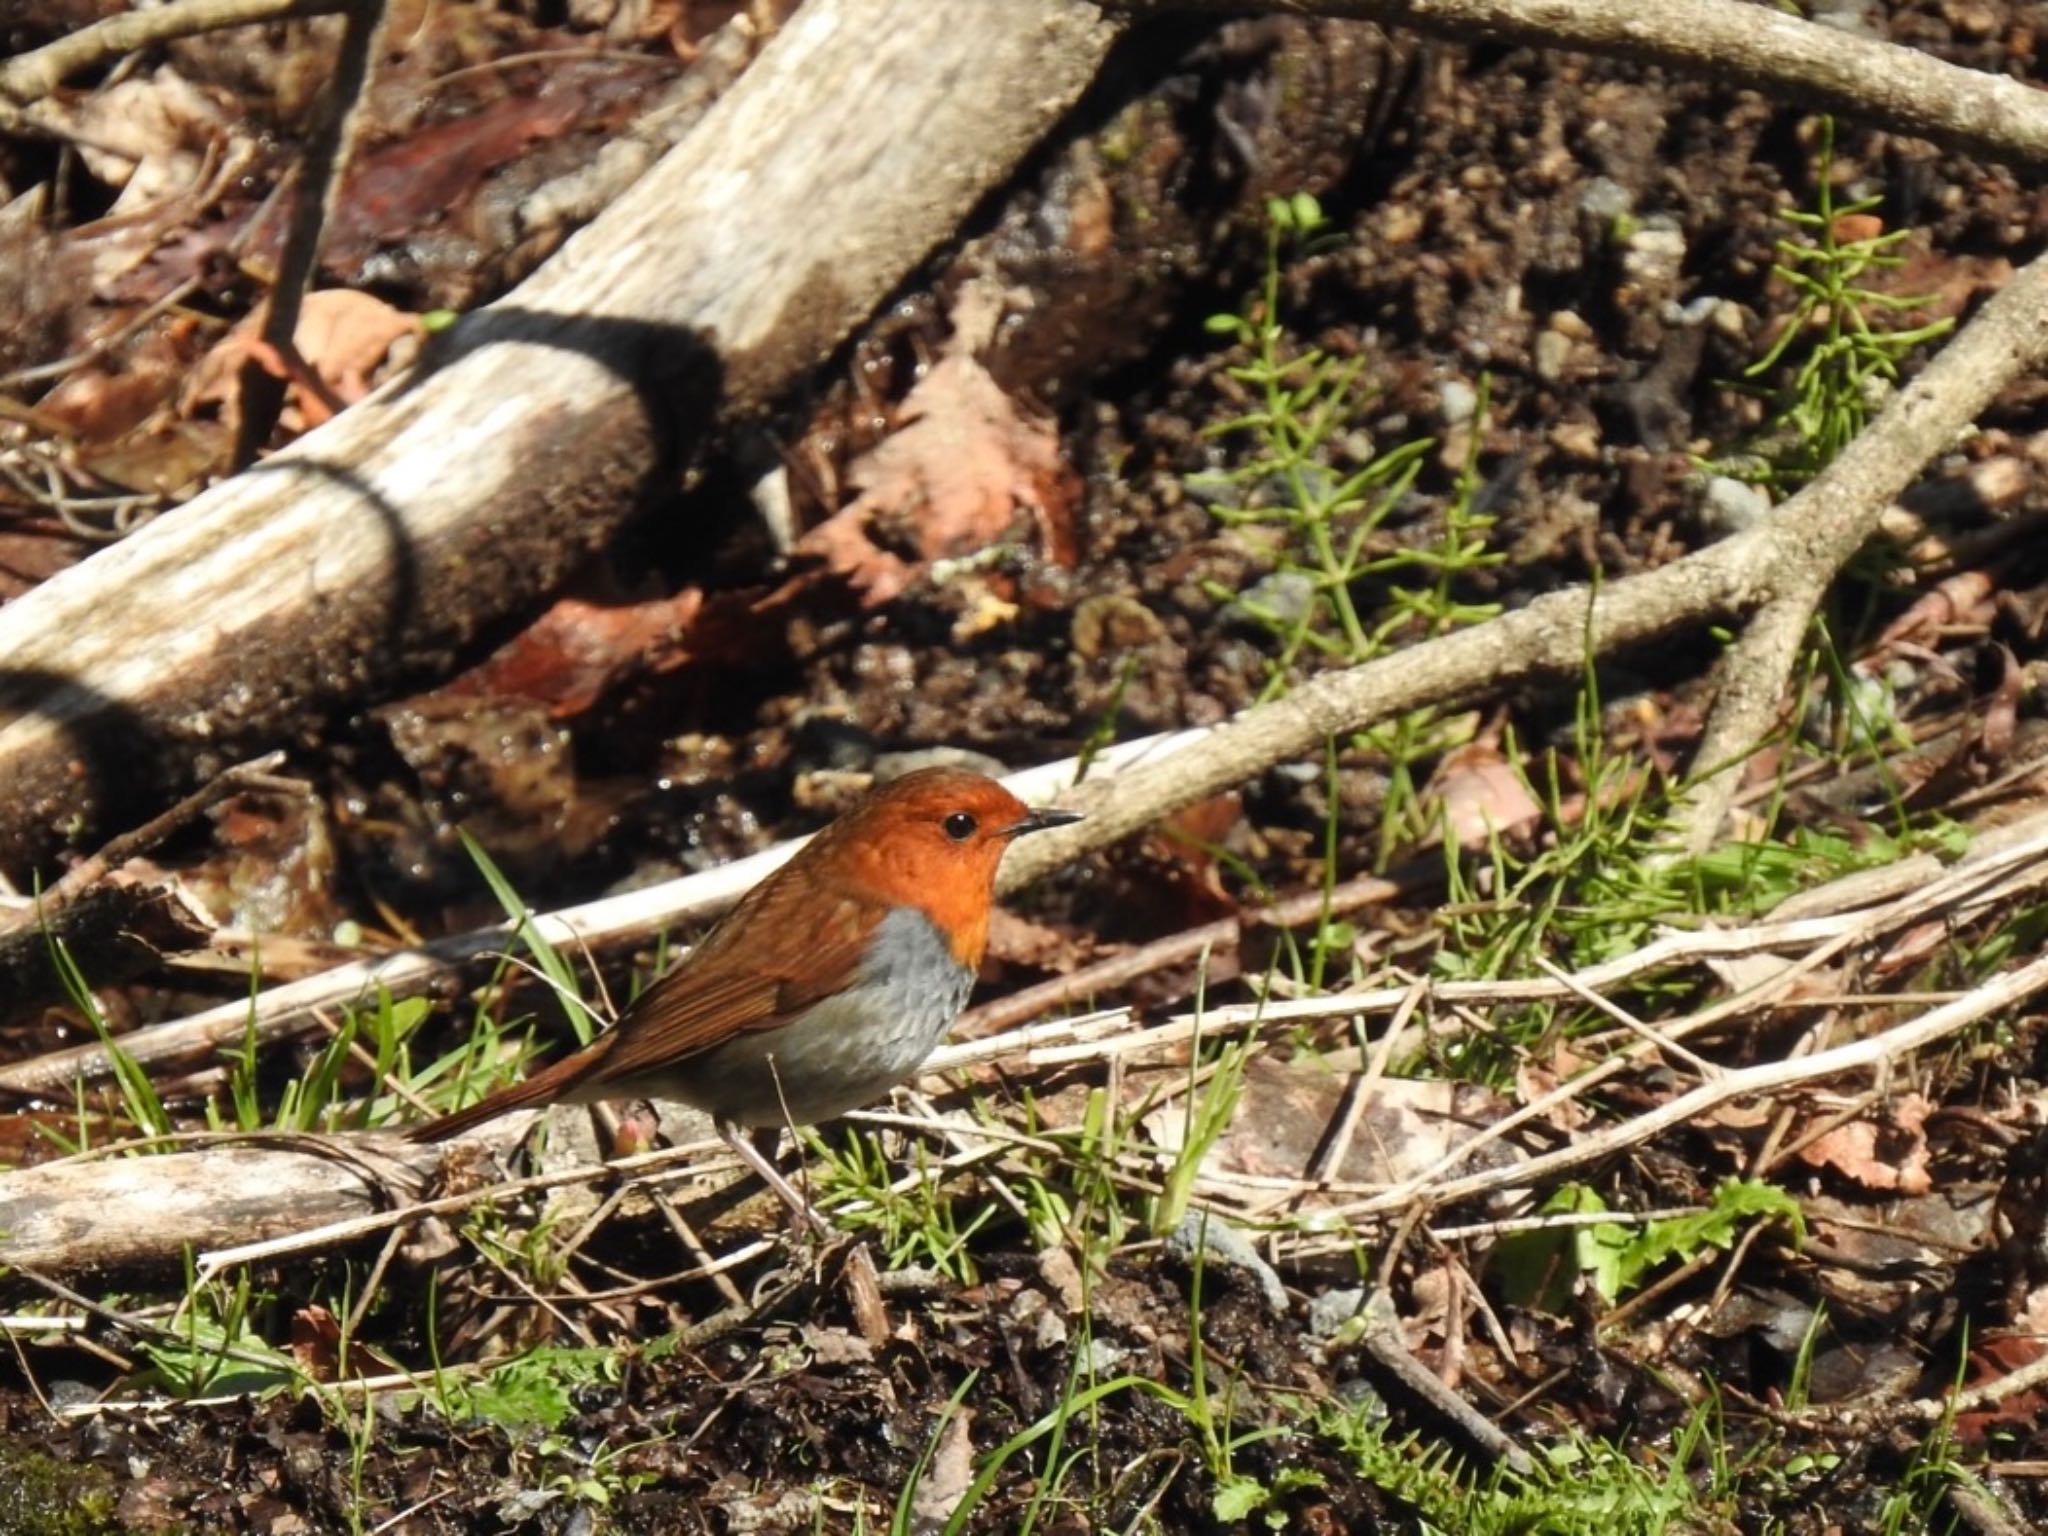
[0,0,346,105]
[21,751,289,917]
[1000,239,2048,894]
[229,0,385,470]
[1673,594,1818,855]
[1125,0,2048,169]
[1341,950,2048,1221]
[955,872,1404,1040]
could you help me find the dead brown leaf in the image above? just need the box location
[184,290,423,441]
[799,351,1076,604]
[909,1402,976,1529]
[439,577,787,719]
[288,1305,342,1382]
[1794,1095,1932,1195]
[1869,569,1995,660]
[1423,741,1543,848]
[58,70,228,216]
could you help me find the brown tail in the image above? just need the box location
[405,1034,613,1143]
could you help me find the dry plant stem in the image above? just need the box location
[1356,1312,1535,1476]
[1004,242,2048,890]
[956,871,1403,1040]
[1125,0,2048,169]
[0,0,346,104]
[230,0,387,470]
[1343,949,2048,1221]
[17,751,288,920]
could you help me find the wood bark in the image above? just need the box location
[0,1140,433,1279]
[0,0,1119,879]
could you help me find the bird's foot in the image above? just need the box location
[718,1119,835,1241]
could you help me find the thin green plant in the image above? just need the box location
[806,1127,997,1283]
[1147,1001,1252,1237]
[44,915,170,1145]
[1193,191,1503,869]
[1871,1380,1971,1536]
[1718,116,1954,490]
[1492,1179,1805,1310]
[420,832,608,1118]
[1315,1388,1781,1535]
[143,1253,297,1399]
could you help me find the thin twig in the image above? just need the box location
[0,0,347,106]
[229,0,386,468]
[957,872,1404,1039]
[25,751,290,917]
[1125,0,2048,168]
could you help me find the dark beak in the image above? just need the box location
[1004,806,1083,838]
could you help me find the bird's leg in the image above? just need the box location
[717,1118,833,1239]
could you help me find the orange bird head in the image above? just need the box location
[809,766,1080,968]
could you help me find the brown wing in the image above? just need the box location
[579,884,877,1087]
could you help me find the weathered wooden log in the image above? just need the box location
[0,0,1119,880]
[0,1140,433,1280]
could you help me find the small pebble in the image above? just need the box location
[1578,176,1634,223]
[1308,1287,1370,1339]
[1699,475,1773,537]
[1165,1211,1289,1314]
[1533,329,1573,382]
[1224,570,1317,633]
[1079,1337,1128,1373]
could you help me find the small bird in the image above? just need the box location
[409,766,1079,1225]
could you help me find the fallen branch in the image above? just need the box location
[0,1136,431,1278]
[0,0,345,107]
[1130,0,2048,170]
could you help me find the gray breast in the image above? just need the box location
[859,904,978,1020]
[662,903,978,1129]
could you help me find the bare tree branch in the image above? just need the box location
[0,0,345,106]
[1121,0,2048,168]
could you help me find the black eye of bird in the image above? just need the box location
[943,811,978,841]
